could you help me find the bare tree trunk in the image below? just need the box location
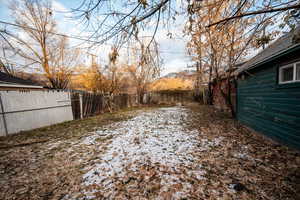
[138,89,144,104]
[207,59,213,105]
[226,77,236,118]
[219,73,236,118]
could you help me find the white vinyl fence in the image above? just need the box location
[0,90,73,136]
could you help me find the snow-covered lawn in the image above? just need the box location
[78,107,223,199]
[1,105,299,200]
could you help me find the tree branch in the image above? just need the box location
[208,3,300,27]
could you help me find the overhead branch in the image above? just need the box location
[133,0,169,25]
[207,3,300,27]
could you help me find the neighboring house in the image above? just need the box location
[0,72,44,90]
[236,27,300,149]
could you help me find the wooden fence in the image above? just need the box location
[71,90,195,120]
[71,93,81,119]
[147,90,194,105]
[71,93,139,119]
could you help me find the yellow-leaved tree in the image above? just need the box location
[150,78,193,91]
[186,0,275,116]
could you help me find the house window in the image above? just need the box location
[296,63,300,80]
[279,62,300,84]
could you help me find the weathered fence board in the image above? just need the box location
[147,90,194,104]
[71,93,139,119]
[70,91,195,120]
[71,93,81,120]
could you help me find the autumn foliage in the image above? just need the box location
[149,78,193,91]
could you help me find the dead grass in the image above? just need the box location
[184,103,300,200]
[0,106,160,200]
[0,104,299,200]
[0,106,158,148]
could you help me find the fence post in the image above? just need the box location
[0,93,8,136]
[79,94,83,119]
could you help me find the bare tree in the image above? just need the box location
[0,57,16,75]
[106,47,125,95]
[49,36,81,89]
[126,37,161,103]
[0,34,22,75]
[0,0,81,89]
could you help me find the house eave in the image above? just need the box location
[0,83,44,89]
[238,44,300,75]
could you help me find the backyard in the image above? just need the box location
[0,104,299,200]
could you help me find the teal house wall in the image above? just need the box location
[237,48,300,149]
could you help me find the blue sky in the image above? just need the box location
[0,0,9,21]
[0,0,192,75]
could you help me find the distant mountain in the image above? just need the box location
[161,69,196,80]
[149,70,196,91]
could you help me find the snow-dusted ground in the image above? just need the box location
[3,106,298,200]
[75,107,224,199]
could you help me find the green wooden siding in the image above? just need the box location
[237,63,300,149]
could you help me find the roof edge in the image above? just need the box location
[0,83,44,89]
[238,43,300,74]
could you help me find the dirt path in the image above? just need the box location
[0,105,299,199]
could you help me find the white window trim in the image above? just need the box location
[278,62,300,84]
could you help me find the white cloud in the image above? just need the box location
[52,0,72,17]
[162,58,190,76]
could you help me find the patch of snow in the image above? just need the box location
[233,146,254,161]
[233,152,248,159]
[81,135,101,145]
[46,141,64,150]
[74,107,223,199]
